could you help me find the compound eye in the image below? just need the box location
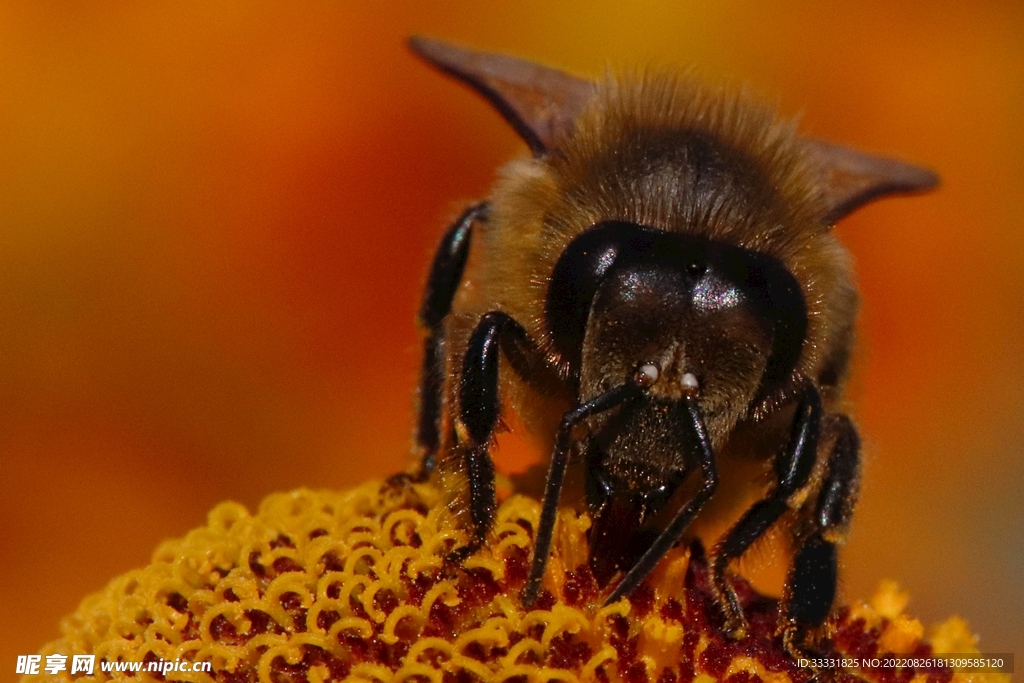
[634,363,660,388]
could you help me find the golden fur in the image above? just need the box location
[442,72,856,456]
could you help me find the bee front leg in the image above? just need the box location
[780,414,860,657]
[521,380,643,607]
[709,384,822,639]
[604,394,719,605]
[410,203,488,479]
[450,310,540,561]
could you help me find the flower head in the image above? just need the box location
[28,480,1005,682]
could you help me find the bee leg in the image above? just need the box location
[449,309,541,562]
[604,395,719,605]
[709,384,822,639]
[405,202,487,482]
[780,414,860,657]
[521,381,643,607]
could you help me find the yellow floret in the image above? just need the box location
[26,480,1008,682]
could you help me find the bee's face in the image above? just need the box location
[540,216,807,579]
[548,220,806,445]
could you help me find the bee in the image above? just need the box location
[405,37,937,652]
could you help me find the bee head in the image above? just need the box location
[547,220,806,443]
[409,35,936,418]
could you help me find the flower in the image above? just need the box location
[27,479,1007,683]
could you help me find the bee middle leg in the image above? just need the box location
[708,384,822,639]
[449,309,545,561]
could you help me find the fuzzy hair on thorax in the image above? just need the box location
[482,71,857,410]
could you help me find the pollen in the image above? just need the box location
[636,363,660,387]
[26,479,1006,683]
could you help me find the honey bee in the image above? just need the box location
[404,37,937,652]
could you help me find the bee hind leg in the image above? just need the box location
[389,203,487,488]
[709,384,822,639]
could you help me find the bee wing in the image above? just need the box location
[801,138,939,224]
[408,36,595,156]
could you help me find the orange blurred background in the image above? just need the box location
[2,1,1022,669]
